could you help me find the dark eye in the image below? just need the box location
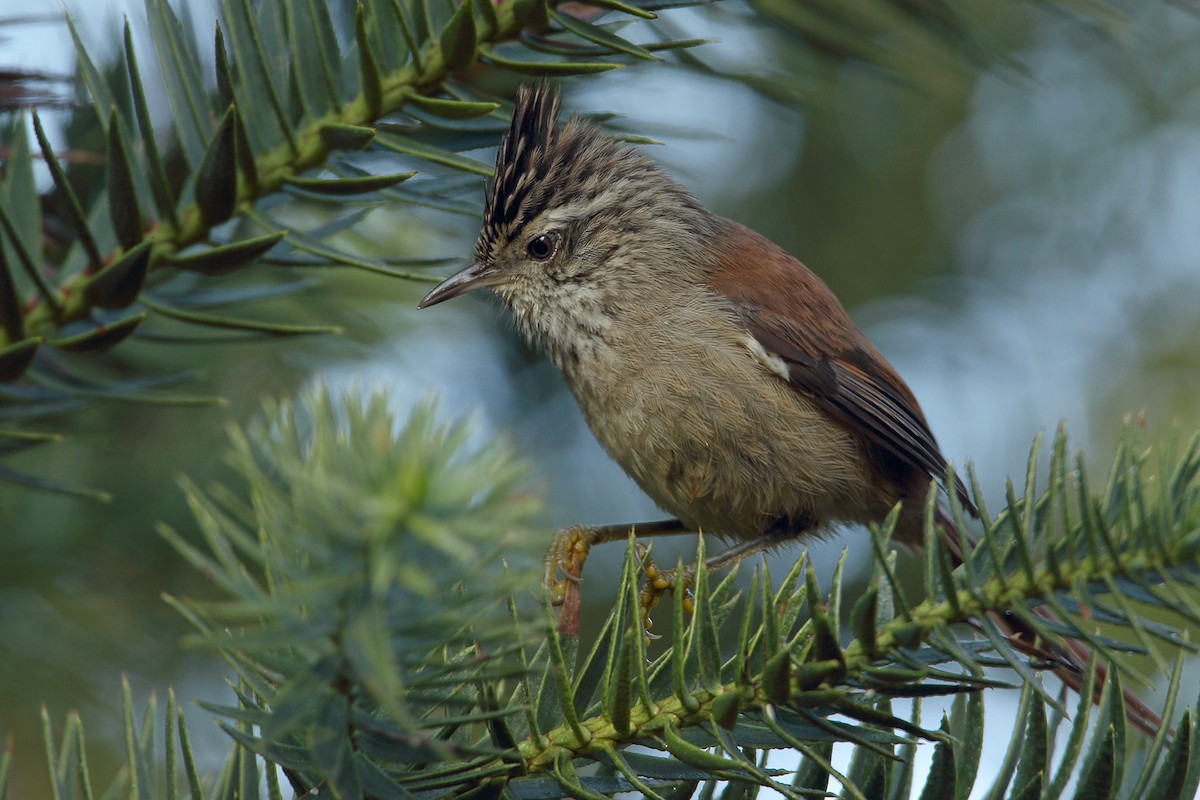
[526,233,559,261]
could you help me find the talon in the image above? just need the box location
[543,525,601,634]
[638,583,668,618]
[543,525,598,589]
[636,557,699,634]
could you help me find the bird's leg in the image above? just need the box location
[637,516,807,626]
[544,519,691,603]
[546,519,691,636]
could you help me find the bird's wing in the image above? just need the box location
[705,221,976,516]
[744,311,976,516]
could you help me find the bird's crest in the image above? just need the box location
[476,83,643,264]
[477,83,564,264]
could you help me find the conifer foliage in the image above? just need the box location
[3,1,1200,798]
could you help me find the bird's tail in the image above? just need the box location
[934,507,1162,736]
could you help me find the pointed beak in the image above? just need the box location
[418,263,501,309]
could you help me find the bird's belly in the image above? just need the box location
[569,346,875,540]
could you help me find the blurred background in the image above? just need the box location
[2,0,1199,795]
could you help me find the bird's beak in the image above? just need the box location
[418,263,501,308]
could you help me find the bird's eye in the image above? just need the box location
[526,233,559,261]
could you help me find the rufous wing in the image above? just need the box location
[705,220,977,517]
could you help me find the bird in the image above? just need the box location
[418,82,1157,732]
[419,82,973,582]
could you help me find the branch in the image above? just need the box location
[149,394,1200,798]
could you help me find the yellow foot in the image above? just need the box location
[637,546,695,630]
[544,525,606,637]
[543,524,601,606]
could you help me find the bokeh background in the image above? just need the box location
[2,0,1199,795]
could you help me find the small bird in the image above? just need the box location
[420,83,972,576]
[418,83,1156,730]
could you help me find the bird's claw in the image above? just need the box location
[637,545,695,629]
[544,524,599,606]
